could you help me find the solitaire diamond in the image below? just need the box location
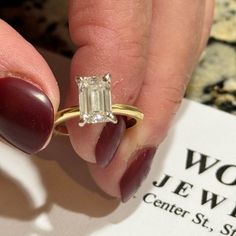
[76,74,117,126]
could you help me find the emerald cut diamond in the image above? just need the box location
[76,74,117,126]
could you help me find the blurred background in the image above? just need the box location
[0,0,235,113]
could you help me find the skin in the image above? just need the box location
[0,0,214,199]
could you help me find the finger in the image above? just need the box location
[67,0,152,166]
[89,0,213,202]
[0,20,60,154]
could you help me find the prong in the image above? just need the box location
[103,73,111,83]
[76,77,86,91]
[108,113,117,124]
[76,76,84,84]
[79,118,86,127]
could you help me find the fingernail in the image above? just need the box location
[0,77,54,154]
[95,116,126,168]
[120,147,157,202]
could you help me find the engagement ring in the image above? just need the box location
[54,73,144,135]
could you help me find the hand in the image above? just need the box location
[0,0,214,202]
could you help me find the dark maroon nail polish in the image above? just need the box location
[0,77,54,154]
[95,116,126,168]
[120,147,157,202]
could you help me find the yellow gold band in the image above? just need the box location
[54,104,144,135]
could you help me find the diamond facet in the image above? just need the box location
[76,74,117,126]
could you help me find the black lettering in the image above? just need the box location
[181,210,190,217]
[153,199,162,207]
[160,202,170,211]
[201,189,226,209]
[169,204,176,213]
[192,213,204,224]
[143,193,156,203]
[229,204,236,218]
[186,149,220,174]
[174,207,183,215]
[153,174,172,188]
[220,224,232,235]
[216,165,236,186]
[173,181,193,198]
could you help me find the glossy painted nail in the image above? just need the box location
[0,77,54,154]
[95,116,126,168]
[120,147,157,202]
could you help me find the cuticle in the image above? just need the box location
[127,145,158,163]
[0,71,45,93]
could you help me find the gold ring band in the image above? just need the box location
[54,104,144,135]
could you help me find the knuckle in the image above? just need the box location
[141,77,188,146]
[69,1,150,53]
[157,75,188,109]
[159,84,185,111]
[118,36,148,61]
[69,2,117,47]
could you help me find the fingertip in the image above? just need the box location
[0,20,60,153]
[0,77,54,154]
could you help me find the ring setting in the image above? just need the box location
[54,73,144,135]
